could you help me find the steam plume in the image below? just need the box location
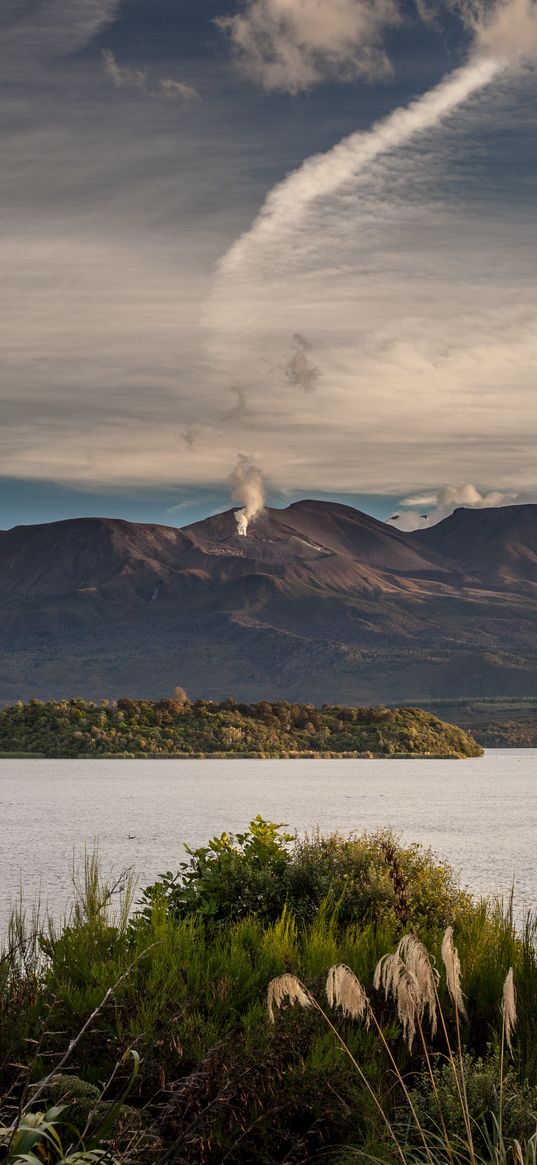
[229,453,265,535]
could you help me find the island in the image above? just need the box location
[0,696,482,758]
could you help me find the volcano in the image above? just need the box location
[0,500,536,704]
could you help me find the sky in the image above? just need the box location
[1,0,536,531]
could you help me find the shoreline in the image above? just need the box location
[0,749,473,760]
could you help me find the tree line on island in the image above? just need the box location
[0,693,482,758]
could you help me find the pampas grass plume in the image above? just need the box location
[267,973,313,1024]
[502,967,517,1053]
[441,926,467,1020]
[374,950,421,1050]
[326,964,371,1027]
[397,935,438,1037]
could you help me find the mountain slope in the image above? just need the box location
[0,500,536,703]
[413,505,537,590]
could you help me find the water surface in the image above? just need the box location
[0,750,535,927]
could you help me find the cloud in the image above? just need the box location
[387,483,537,529]
[3,0,121,60]
[461,0,537,64]
[102,50,201,101]
[227,385,249,419]
[215,0,400,93]
[102,49,146,91]
[216,0,537,94]
[284,333,321,393]
[2,0,537,509]
[159,78,201,102]
[205,4,537,499]
[213,55,502,283]
[182,428,198,450]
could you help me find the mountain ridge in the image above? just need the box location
[0,499,535,703]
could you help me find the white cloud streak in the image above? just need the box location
[102,50,146,91]
[102,50,201,101]
[216,0,400,93]
[3,0,121,60]
[159,77,201,101]
[216,54,503,280]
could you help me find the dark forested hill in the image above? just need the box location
[0,697,482,758]
[0,501,536,704]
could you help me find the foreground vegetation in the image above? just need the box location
[1,820,536,1164]
[0,697,482,758]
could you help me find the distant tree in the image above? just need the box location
[172,686,189,706]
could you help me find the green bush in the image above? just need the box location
[140,817,469,932]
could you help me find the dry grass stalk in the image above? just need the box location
[326,965,371,1027]
[502,967,517,1054]
[514,1139,525,1165]
[267,973,313,1024]
[396,936,438,1038]
[374,951,422,1050]
[441,926,467,1020]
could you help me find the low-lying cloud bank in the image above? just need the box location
[388,483,537,530]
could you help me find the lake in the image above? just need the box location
[0,749,535,929]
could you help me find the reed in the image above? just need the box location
[268,929,532,1165]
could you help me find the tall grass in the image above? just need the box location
[1,837,537,1163]
[268,930,536,1165]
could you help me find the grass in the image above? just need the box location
[1,828,536,1163]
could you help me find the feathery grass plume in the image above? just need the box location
[397,935,439,1037]
[514,1140,525,1165]
[441,926,467,1020]
[374,951,422,1050]
[326,964,371,1026]
[267,973,313,1024]
[502,967,517,1054]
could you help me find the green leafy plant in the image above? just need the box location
[0,1104,119,1163]
[140,820,468,931]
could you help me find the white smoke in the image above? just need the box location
[229,453,266,536]
[388,482,535,530]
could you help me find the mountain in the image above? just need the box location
[0,500,536,704]
[414,504,537,590]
